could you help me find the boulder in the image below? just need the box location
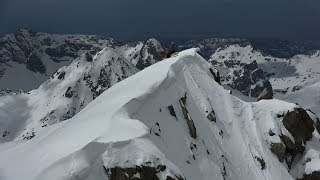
[257,88,273,101]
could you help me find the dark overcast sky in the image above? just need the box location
[0,0,320,41]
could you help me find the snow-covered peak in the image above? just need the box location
[0,29,118,90]
[211,44,277,64]
[0,46,139,142]
[0,30,167,91]
[209,44,320,101]
[0,48,318,179]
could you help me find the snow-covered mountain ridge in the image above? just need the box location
[210,44,320,96]
[0,49,319,180]
[208,44,320,116]
[0,43,166,142]
[0,29,169,91]
[0,28,118,90]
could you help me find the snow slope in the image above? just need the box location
[0,46,139,142]
[0,48,318,180]
[282,81,320,116]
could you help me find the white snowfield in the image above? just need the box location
[283,81,320,116]
[0,48,319,180]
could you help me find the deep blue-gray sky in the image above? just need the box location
[0,0,320,41]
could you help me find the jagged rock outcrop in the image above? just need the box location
[102,139,186,180]
[299,171,320,180]
[104,165,185,180]
[269,108,316,168]
[257,88,273,101]
[209,67,221,84]
[178,94,197,139]
[210,56,273,98]
[136,38,164,70]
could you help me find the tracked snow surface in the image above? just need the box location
[0,49,320,180]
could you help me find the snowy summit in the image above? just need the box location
[0,48,320,180]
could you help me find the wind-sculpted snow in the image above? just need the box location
[0,36,171,143]
[0,49,319,180]
[0,47,139,143]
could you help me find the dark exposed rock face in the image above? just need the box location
[104,165,184,180]
[283,108,314,148]
[251,80,273,98]
[270,108,316,168]
[299,171,320,180]
[255,156,266,170]
[167,105,177,120]
[257,88,273,101]
[209,68,221,84]
[65,87,74,98]
[218,60,273,98]
[84,52,93,62]
[207,110,216,122]
[281,108,315,167]
[26,52,46,74]
[0,28,116,66]
[0,89,24,96]
[179,94,197,139]
[136,39,164,70]
[270,142,285,162]
[57,71,65,80]
[2,131,9,138]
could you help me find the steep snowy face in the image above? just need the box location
[0,47,139,143]
[0,49,319,180]
[0,29,166,91]
[209,44,320,98]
